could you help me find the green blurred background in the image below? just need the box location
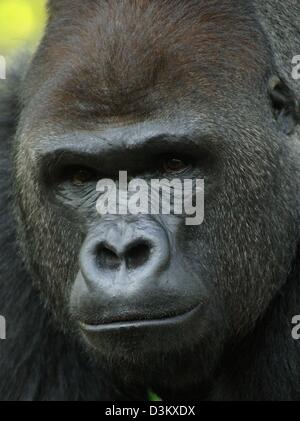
[0,0,47,55]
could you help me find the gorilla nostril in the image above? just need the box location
[125,242,151,270]
[96,245,121,271]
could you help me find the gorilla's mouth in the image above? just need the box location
[79,304,200,333]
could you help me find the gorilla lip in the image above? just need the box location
[78,304,200,332]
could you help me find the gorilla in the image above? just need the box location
[0,0,300,401]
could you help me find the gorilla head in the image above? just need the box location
[10,0,300,398]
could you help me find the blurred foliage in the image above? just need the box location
[0,0,47,55]
[148,390,162,401]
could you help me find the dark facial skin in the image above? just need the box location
[12,0,300,397]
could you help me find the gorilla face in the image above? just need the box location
[13,0,300,391]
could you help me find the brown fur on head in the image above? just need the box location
[23,0,268,125]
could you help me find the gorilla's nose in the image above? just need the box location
[96,240,151,271]
[79,218,170,291]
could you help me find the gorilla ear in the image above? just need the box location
[268,76,300,135]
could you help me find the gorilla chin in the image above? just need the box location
[70,265,210,356]
[75,295,221,399]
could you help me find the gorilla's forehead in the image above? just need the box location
[24,0,270,124]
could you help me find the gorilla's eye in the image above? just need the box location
[162,157,189,174]
[68,167,96,186]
